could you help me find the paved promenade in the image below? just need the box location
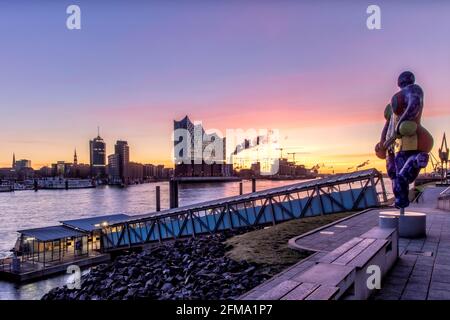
[374,187,450,300]
[241,186,450,300]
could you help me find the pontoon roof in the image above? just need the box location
[61,214,130,232]
[18,225,86,241]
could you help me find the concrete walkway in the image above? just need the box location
[241,187,450,300]
[374,186,450,300]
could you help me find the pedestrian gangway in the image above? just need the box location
[100,169,387,251]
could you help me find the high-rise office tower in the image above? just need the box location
[114,140,130,184]
[89,128,106,177]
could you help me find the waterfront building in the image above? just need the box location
[115,140,130,184]
[52,161,70,177]
[70,163,91,179]
[174,115,195,162]
[162,167,173,179]
[174,161,233,178]
[14,159,31,171]
[89,130,106,178]
[129,162,144,183]
[143,164,155,179]
[107,154,121,184]
[45,159,91,179]
[12,159,33,180]
[37,166,52,178]
[251,162,261,176]
[141,164,173,180]
[155,164,165,178]
[173,115,231,178]
[0,168,15,180]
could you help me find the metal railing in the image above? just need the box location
[101,169,386,251]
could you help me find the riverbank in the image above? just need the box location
[43,232,275,300]
[42,212,355,300]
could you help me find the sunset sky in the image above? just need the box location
[1,0,449,173]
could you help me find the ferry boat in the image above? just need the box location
[38,178,95,190]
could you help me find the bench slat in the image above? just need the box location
[332,238,376,265]
[305,285,340,300]
[360,226,395,240]
[319,237,364,264]
[346,239,388,268]
[281,283,320,300]
[257,280,300,300]
[294,263,355,287]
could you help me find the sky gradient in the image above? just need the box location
[1,0,449,173]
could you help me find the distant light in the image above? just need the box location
[101,221,108,227]
[25,237,35,241]
[94,223,101,228]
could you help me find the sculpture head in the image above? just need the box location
[398,71,415,88]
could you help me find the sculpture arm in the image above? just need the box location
[380,120,389,143]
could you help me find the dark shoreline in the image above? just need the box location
[42,232,279,300]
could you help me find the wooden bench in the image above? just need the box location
[293,263,355,299]
[317,227,397,299]
[253,226,398,300]
[256,279,340,300]
[255,263,354,300]
[360,226,398,275]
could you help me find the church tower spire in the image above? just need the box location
[74,148,78,165]
[12,153,15,169]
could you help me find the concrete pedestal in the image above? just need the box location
[379,215,399,229]
[379,211,426,238]
[398,212,426,238]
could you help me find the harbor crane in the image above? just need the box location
[430,153,440,173]
[438,133,449,184]
[276,147,305,159]
[275,148,285,158]
[287,152,302,163]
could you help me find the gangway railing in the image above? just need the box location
[100,169,386,251]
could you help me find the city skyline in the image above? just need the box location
[1,1,450,173]
[6,134,169,170]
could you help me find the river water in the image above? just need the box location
[1,179,326,300]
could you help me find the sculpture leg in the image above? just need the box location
[386,151,396,179]
[386,152,398,205]
[393,151,429,208]
[393,152,410,209]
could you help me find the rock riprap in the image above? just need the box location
[42,234,274,300]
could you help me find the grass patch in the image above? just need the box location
[225,211,356,274]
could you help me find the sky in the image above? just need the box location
[0,0,449,173]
